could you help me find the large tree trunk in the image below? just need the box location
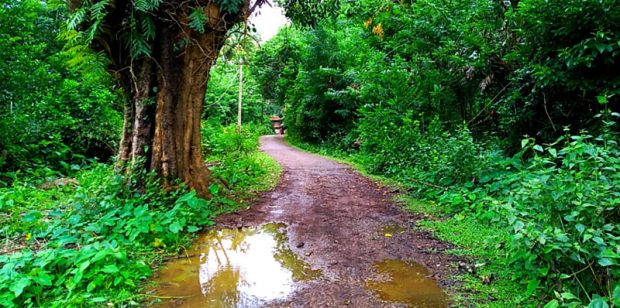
[113,3,244,197]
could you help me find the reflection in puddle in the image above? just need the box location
[367,260,449,307]
[152,223,321,307]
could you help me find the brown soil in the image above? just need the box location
[212,135,463,307]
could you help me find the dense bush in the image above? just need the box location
[357,113,485,187]
[503,0,620,143]
[0,165,216,306]
[440,120,620,305]
[0,0,122,181]
[202,121,280,191]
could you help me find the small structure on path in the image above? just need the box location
[270,116,285,135]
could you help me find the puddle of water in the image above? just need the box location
[152,223,321,307]
[381,223,407,235]
[367,259,449,307]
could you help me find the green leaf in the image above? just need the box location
[140,14,156,40]
[612,284,620,306]
[513,220,525,232]
[526,279,539,296]
[597,96,608,105]
[556,233,569,242]
[214,0,244,14]
[23,210,42,223]
[10,277,31,297]
[575,224,585,234]
[134,0,162,11]
[33,273,54,286]
[102,264,119,273]
[79,260,91,272]
[598,258,615,267]
[544,299,559,308]
[169,221,182,234]
[73,271,83,284]
[134,205,148,217]
[87,281,97,292]
[600,249,619,259]
[521,139,529,148]
[561,292,578,300]
[588,296,609,308]
[209,184,220,196]
[595,44,608,54]
[533,145,543,152]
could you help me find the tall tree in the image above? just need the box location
[68,0,337,196]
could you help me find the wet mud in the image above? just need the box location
[153,135,463,307]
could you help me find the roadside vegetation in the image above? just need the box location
[0,122,280,306]
[0,1,279,306]
[259,0,620,306]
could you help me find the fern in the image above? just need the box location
[134,0,162,12]
[215,0,244,14]
[86,19,101,42]
[140,13,156,40]
[68,7,87,30]
[89,0,109,18]
[124,13,152,57]
[130,34,151,57]
[189,8,208,33]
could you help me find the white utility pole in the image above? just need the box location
[237,63,243,133]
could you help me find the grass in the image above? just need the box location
[400,196,530,306]
[287,137,530,307]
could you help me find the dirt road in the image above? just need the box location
[155,135,461,307]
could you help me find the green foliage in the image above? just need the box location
[503,0,620,143]
[255,23,377,142]
[0,0,122,181]
[356,114,487,187]
[0,121,281,306]
[264,0,620,147]
[411,199,529,306]
[202,121,280,192]
[214,0,244,14]
[442,124,620,305]
[204,60,271,125]
[251,27,302,114]
[277,0,340,27]
[189,8,208,33]
[260,0,620,305]
[0,165,218,306]
[134,0,162,12]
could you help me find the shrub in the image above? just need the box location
[444,122,620,305]
[0,165,218,306]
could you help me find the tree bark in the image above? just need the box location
[111,2,246,197]
[66,0,260,196]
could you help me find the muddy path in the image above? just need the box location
[154,135,463,307]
